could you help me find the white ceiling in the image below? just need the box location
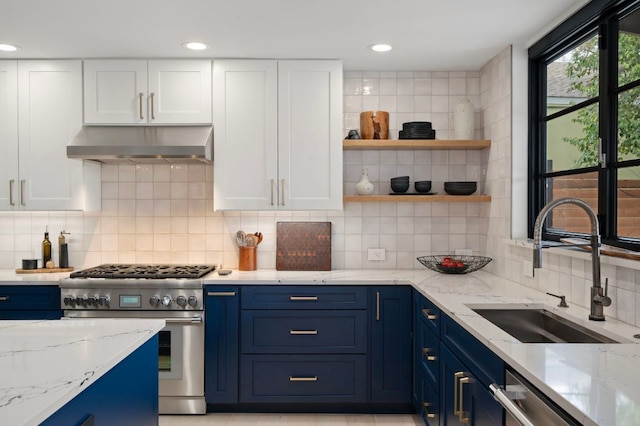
[1,0,588,70]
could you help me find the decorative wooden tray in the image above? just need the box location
[15,267,75,274]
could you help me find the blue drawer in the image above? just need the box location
[241,310,367,353]
[416,320,440,384]
[239,354,367,403]
[0,286,60,311]
[416,291,441,336]
[416,365,440,426]
[241,286,368,310]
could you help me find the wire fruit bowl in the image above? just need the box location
[417,255,492,274]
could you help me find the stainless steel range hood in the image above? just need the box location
[67,126,213,164]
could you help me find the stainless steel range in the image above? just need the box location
[59,264,215,415]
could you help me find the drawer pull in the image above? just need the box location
[289,376,318,382]
[0,296,8,302]
[422,347,437,361]
[422,308,437,321]
[422,402,436,419]
[289,296,318,301]
[290,330,318,335]
[207,291,236,297]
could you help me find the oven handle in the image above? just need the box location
[165,316,203,325]
[490,383,535,426]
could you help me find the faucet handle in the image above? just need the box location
[546,292,569,308]
[598,278,612,307]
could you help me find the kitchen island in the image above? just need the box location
[205,269,640,426]
[0,318,165,426]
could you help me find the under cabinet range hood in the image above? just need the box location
[67,126,213,164]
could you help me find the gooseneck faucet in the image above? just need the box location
[533,197,611,321]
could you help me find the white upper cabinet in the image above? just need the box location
[83,59,212,125]
[0,60,100,211]
[213,59,343,211]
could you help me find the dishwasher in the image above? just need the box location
[490,369,581,426]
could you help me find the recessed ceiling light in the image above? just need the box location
[368,43,392,52]
[182,42,208,51]
[0,43,19,52]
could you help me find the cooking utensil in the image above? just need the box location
[236,230,246,246]
[254,232,263,245]
[245,235,257,247]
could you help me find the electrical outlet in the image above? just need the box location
[523,260,534,278]
[368,248,386,261]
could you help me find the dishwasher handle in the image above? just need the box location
[490,383,535,426]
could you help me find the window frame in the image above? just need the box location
[528,0,640,251]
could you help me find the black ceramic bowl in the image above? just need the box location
[390,176,409,183]
[22,259,38,270]
[414,180,432,193]
[390,180,410,193]
[444,181,477,195]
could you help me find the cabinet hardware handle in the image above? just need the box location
[0,296,9,301]
[459,377,470,424]
[422,402,436,419]
[490,383,535,426]
[270,179,274,206]
[150,92,155,120]
[421,348,436,361]
[9,180,14,206]
[138,92,144,119]
[453,371,464,416]
[290,330,318,335]
[207,291,236,297]
[281,179,285,206]
[422,308,437,321]
[20,179,25,206]
[376,291,380,321]
[289,376,318,382]
[289,296,318,301]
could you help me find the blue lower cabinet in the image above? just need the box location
[0,285,62,319]
[370,286,412,404]
[41,335,159,426]
[415,365,440,425]
[441,345,503,426]
[239,354,367,403]
[205,287,239,405]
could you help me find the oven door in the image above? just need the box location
[63,310,205,414]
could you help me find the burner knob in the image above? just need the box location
[176,296,187,307]
[76,295,88,307]
[149,295,161,307]
[188,296,198,308]
[63,295,76,306]
[99,296,111,306]
[87,295,99,307]
[162,295,173,307]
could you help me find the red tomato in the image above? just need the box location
[455,260,464,268]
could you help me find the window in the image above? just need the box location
[529,0,640,250]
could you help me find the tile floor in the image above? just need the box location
[159,413,423,425]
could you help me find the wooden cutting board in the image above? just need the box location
[276,222,331,271]
[16,267,74,274]
[560,238,640,261]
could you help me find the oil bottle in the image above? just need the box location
[42,227,51,265]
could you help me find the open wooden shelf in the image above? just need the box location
[343,194,491,203]
[343,139,491,150]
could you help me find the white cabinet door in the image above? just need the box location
[278,61,343,210]
[18,60,87,210]
[84,59,211,125]
[213,60,278,210]
[83,60,148,124]
[0,61,19,210]
[148,60,212,124]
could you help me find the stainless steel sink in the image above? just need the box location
[472,308,621,343]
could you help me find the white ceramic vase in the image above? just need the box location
[453,98,475,140]
[355,169,374,195]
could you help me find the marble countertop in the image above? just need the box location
[0,318,165,426]
[0,269,71,284]
[205,269,640,426]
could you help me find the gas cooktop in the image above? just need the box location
[69,264,216,279]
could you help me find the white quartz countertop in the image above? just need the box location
[0,318,165,426]
[205,269,640,426]
[0,269,71,284]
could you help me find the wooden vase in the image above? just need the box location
[239,246,257,271]
[360,111,389,139]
